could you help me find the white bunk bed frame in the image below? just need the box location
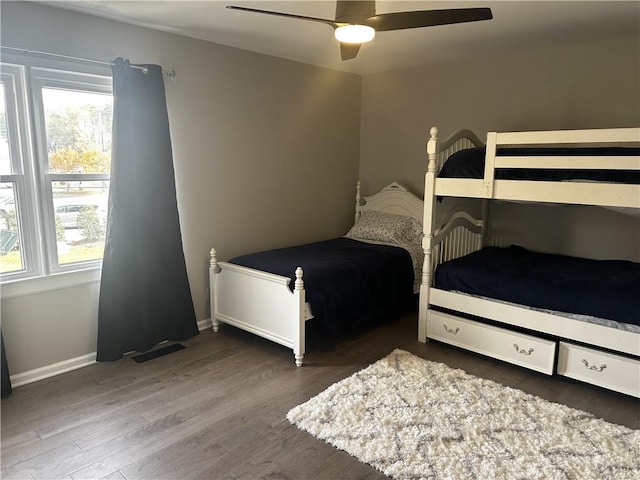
[210,181,424,367]
[419,126,640,397]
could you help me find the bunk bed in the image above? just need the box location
[210,182,424,367]
[419,126,640,397]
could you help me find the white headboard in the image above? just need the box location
[434,128,484,172]
[356,182,423,223]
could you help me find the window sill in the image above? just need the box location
[1,268,101,299]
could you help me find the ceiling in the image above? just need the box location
[43,1,640,75]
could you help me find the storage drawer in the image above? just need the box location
[557,342,640,398]
[427,311,556,374]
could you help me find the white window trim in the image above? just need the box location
[0,53,112,293]
[1,63,42,280]
[1,268,101,299]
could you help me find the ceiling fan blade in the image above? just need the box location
[226,6,338,28]
[335,0,375,23]
[340,42,361,61]
[365,8,493,31]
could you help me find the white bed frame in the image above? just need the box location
[209,181,424,367]
[419,126,640,397]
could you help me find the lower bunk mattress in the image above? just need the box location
[434,245,640,327]
[230,237,416,335]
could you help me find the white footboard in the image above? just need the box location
[209,249,307,366]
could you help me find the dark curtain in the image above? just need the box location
[1,331,11,397]
[97,58,198,361]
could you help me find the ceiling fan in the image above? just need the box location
[227,1,493,61]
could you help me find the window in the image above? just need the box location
[0,57,112,284]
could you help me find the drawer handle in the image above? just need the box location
[443,324,459,334]
[581,359,607,372]
[513,343,534,355]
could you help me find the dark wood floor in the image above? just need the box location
[2,314,638,480]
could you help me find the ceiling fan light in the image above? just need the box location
[334,24,375,44]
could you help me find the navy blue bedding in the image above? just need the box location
[230,237,415,335]
[434,245,640,326]
[438,147,640,183]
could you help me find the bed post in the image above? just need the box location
[354,180,362,223]
[480,200,490,248]
[419,127,439,343]
[293,267,305,367]
[209,248,221,332]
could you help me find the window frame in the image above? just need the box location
[0,63,42,280]
[0,54,113,291]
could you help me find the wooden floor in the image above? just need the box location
[2,314,638,480]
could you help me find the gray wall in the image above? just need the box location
[359,35,640,261]
[2,1,639,380]
[0,2,361,376]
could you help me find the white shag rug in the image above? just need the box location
[287,349,639,480]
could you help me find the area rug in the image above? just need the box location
[287,349,639,480]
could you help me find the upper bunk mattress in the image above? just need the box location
[439,146,640,183]
[434,245,640,326]
[230,237,415,335]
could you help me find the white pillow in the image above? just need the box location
[346,211,423,245]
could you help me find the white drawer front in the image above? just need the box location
[558,342,640,398]
[427,311,556,374]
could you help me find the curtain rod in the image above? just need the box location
[1,46,177,79]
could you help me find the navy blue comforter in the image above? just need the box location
[230,237,415,335]
[439,146,640,183]
[434,245,640,326]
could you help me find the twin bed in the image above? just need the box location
[209,181,424,366]
[209,125,639,397]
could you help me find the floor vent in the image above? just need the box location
[131,343,185,363]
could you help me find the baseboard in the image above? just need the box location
[10,352,97,388]
[9,319,213,388]
[198,317,213,331]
